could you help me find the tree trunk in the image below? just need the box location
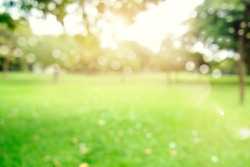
[166,71,171,84]
[2,57,9,78]
[52,64,60,83]
[238,34,245,104]
[244,49,250,75]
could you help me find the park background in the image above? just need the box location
[1,0,250,166]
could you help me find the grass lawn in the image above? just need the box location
[1,72,250,167]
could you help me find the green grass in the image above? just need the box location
[1,72,250,167]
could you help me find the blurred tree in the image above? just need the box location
[0,13,16,29]
[160,37,189,83]
[0,0,73,26]
[0,25,17,78]
[118,41,152,71]
[0,0,162,32]
[72,33,101,73]
[186,0,250,104]
[0,0,164,76]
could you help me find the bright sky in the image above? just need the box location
[29,0,203,52]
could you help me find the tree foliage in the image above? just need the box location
[0,0,162,30]
[187,0,250,68]
[0,13,16,29]
[187,0,250,103]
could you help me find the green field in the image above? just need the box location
[1,73,250,167]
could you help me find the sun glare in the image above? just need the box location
[114,0,203,52]
[29,14,64,35]
[98,12,127,49]
[29,0,203,51]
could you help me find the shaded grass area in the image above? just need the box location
[1,72,250,167]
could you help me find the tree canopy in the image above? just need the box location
[186,0,250,103]
[187,0,250,69]
[0,0,162,31]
